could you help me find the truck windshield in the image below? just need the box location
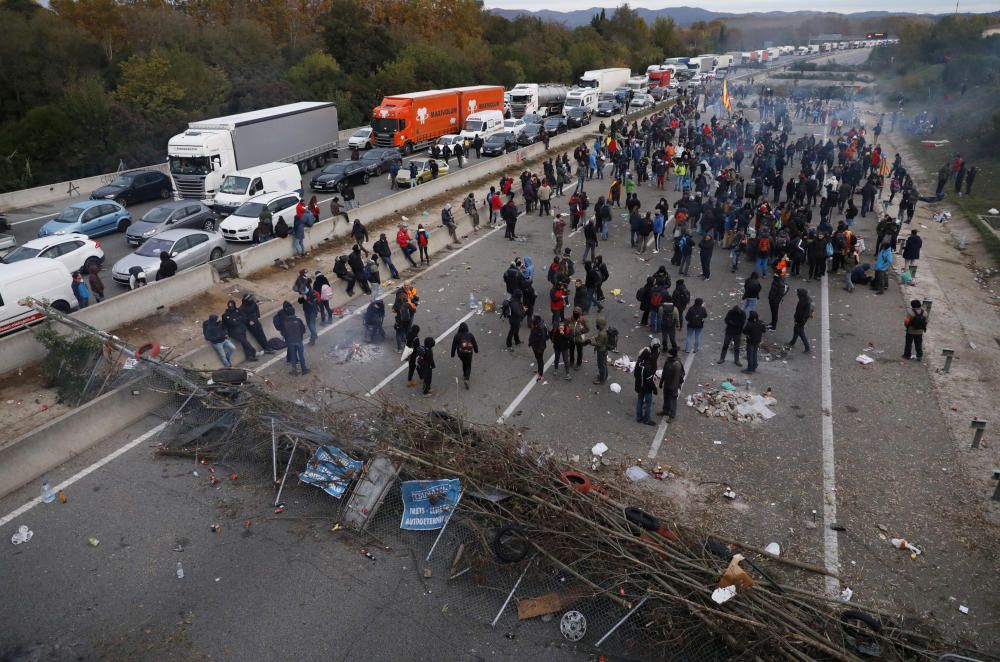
[510,95,530,104]
[465,120,485,132]
[371,118,398,134]
[219,176,250,194]
[169,156,211,176]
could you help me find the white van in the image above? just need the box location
[211,162,302,217]
[0,259,77,336]
[460,110,504,142]
[564,88,599,112]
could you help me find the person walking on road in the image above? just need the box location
[203,313,235,368]
[718,303,746,367]
[787,289,813,354]
[415,337,436,396]
[767,273,787,330]
[903,299,928,360]
[505,292,525,350]
[450,322,479,389]
[657,348,685,421]
[280,303,308,375]
[404,324,421,385]
[743,271,761,313]
[591,316,609,384]
[874,241,893,295]
[569,307,589,370]
[528,315,548,382]
[699,233,714,280]
[551,319,573,380]
[633,347,657,426]
[743,310,766,374]
[552,213,566,256]
[683,298,707,353]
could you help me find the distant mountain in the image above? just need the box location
[487,6,994,28]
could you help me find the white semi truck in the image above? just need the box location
[687,56,717,75]
[508,83,570,118]
[167,102,339,203]
[576,68,631,95]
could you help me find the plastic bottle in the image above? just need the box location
[468,292,478,310]
[175,561,185,579]
[890,538,922,555]
[40,480,55,504]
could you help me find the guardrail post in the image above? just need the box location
[992,470,1000,502]
[941,348,955,374]
[970,419,987,449]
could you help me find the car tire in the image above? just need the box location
[117,218,130,232]
[362,172,370,185]
[251,229,259,243]
[365,141,372,150]
[52,300,71,313]
[115,196,127,207]
[209,247,224,261]
[492,525,530,564]
[159,188,171,199]
[83,256,100,274]
[203,218,215,231]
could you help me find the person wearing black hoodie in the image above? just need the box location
[373,233,399,279]
[450,322,479,388]
[787,288,813,353]
[633,347,657,426]
[280,302,308,374]
[405,324,422,386]
[203,313,235,367]
[239,293,274,355]
[528,316,548,382]
[672,279,691,329]
[348,244,371,295]
[718,304,746,366]
[657,347,685,420]
[767,273,787,330]
[683,297,707,353]
[222,299,258,362]
[698,234,714,280]
[743,310,767,373]
[313,270,333,325]
[743,271,762,313]
[506,292,525,350]
[416,337,436,395]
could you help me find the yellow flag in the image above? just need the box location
[722,80,732,113]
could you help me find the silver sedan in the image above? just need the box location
[111,228,226,285]
[125,201,216,246]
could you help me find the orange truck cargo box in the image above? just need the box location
[371,85,503,153]
[453,85,505,123]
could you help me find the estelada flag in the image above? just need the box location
[722,79,732,113]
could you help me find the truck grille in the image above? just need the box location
[174,175,206,200]
[374,134,395,148]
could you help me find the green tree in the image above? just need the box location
[288,51,344,100]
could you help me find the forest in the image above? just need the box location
[0,0,952,192]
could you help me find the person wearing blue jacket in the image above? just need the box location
[874,243,894,295]
[652,211,665,254]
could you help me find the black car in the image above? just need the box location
[517,123,545,146]
[481,132,518,156]
[542,116,568,136]
[596,101,620,117]
[566,107,592,128]
[521,113,545,126]
[90,170,173,207]
[310,160,370,191]
[359,148,403,175]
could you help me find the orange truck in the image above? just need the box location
[371,85,503,154]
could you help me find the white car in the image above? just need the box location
[1,233,104,275]
[348,127,374,150]
[433,135,466,152]
[219,190,301,243]
[502,118,527,136]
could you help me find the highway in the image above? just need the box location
[2,51,861,301]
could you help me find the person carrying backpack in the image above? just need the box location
[903,299,928,360]
[415,337,436,395]
[450,322,479,389]
[683,297,707,353]
[633,347,657,426]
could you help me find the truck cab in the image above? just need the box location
[168,130,233,204]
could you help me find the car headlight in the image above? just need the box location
[143,229,155,237]
[105,193,117,199]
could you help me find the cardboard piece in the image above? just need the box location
[517,587,591,620]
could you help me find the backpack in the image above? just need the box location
[825,241,834,257]
[606,326,619,351]
[908,311,927,331]
[458,337,474,354]
[274,217,289,238]
[414,346,427,371]
[649,290,664,307]
[500,298,512,320]
[302,210,316,227]
[757,236,771,254]
[397,299,412,324]
[320,284,333,301]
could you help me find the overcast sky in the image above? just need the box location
[484,1,997,14]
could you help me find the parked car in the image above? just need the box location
[310,160,370,192]
[126,201,216,245]
[517,123,545,146]
[2,233,104,275]
[630,94,654,110]
[542,115,568,136]
[111,229,226,286]
[648,86,667,101]
[481,132,518,157]
[596,100,620,117]
[359,148,403,176]
[502,118,527,136]
[90,170,172,207]
[38,200,131,238]
[219,191,300,243]
[0,259,77,335]
[521,113,545,126]
[348,127,374,150]
[566,107,593,128]
[394,159,450,186]
[433,135,466,155]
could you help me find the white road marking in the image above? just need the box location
[819,273,841,596]
[254,223,503,373]
[12,212,59,225]
[497,355,556,425]
[366,310,477,396]
[0,422,168,529]
[647,349,697,459]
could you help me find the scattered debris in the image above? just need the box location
[764,543,780,557]
[855,354,874,365]
[712,585,738,604]
[609,382,622,394]
[958,605,969,615]
[560,611,587,641]
[626,466,650,482]
[87,536,100,547]
[687,388,776,423]
[889,538,922,556]
[11,525,33,545]
[839,587,854,602]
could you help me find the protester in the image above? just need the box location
[203,313,235,368]
[450,322,479,389]
[903,299,928,361]
[657,348,685,420]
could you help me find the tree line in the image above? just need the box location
[0,0,946,193]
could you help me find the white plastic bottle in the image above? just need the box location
[468,292,478,310]
[175,561,185,579]
[40,480,55,504]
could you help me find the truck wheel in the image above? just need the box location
[403,143,413,156]
[159,187,171,199]
[298,161,308,174]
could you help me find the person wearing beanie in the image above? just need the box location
[903,299,928,360]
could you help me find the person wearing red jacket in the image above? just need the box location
[549,282,566,328]
[396,223,417,267]
[416,224,430,265]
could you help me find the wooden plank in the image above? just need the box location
[516,586,591,620]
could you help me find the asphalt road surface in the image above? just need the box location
[11,46,975,662]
